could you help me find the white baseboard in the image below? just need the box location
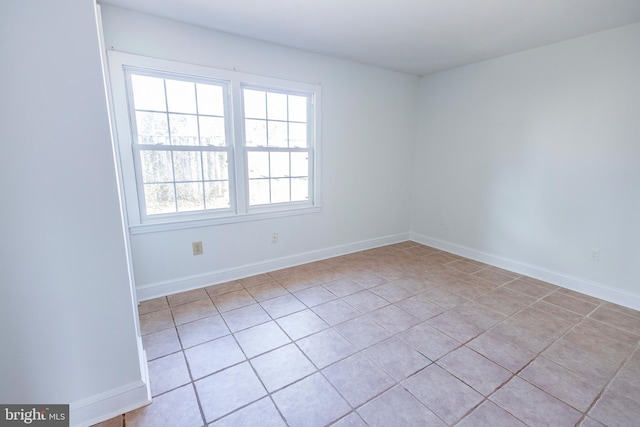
[410,232,640,311]
[136,233,410,301]
[71,337,151,427]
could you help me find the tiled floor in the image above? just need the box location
[94,242,640,426]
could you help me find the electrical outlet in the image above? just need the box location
[192,241,203,255]
[590,249,600,262]
[272,232,279,244]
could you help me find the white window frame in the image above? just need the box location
[107,51,321,234]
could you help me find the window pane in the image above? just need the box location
[249,179,270,205]
[268,121,287,147]
[173,151,202,182]
[271,178,290,204]
[247,152,269,179]
[144,183,175,215]
[169,114,198,146]
[136,111,169,145]
[290,152,308,177]
[270,152,289,178]
[197,83,224,116]
[131,75,166,111]
[141,150,173,183]
[291,177,308,202]
[166,79,196,114]
[289,123,307,148]
[244,89,266,119]
[204,181,230,209]
[203,152,228,181]
[245,119,267,146]
[199,116,226,146]
[267,92,287,121]
[176,182,204,212]
[288,95,307,122]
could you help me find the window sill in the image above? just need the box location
[128,205,321,235]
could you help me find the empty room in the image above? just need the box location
[2,0,639,426]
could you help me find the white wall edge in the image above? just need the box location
[137,232,410,301]
[70,337,151,427]
[410,232,640,311]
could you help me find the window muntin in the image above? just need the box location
[107,51,320,230]
[127,71,232,218]
[243,87,312,207]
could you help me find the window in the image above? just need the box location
[107,52,320,232]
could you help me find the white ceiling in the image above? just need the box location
[99,0,640,76]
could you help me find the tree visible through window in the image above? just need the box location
[109,52,320,228]
[244,88,311,206]
[129,73,231,216]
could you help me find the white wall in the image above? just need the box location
[0,1,148,424]
[100,5,420,298]
[412,23,640,308]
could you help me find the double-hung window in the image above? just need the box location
[107,52,320,232]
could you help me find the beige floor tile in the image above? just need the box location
[140,308,174,335]
[205,280,243,297]
[474,287,535,315]
[276,309,329,340]
[312,299,361,325]
[221,303,270,332]
[251,344,316,392]
[467,331,535,373]
[398,321,460,360]
[184,335,245,379]
[238,273,274,288]
[589,306,640,334]
[330,412,367,427]
[170,299,217,326]
[543,291,599,315]
[138,297,168,315]
[334,316,392,350]
[294,285,337,307]
[358,386,445,427]
[491,376,582,426]
[148,352,191,397]
[589,387,640,427]
[125,385,203,427]
[365,305,420,334]
[427,310,485,342]
[272,373,350,427]
[364,337,430,381]
[209,397,286,427]
[234,321,291,358]
[369,281,415,303]
[195,362,267,423]
[504,278,556,298]
[176,314,229,349]
[520,356,603,412]
[297,328,357,368]
[404,364,483,424]
[212,289,256,313]
[142,327,181,360]
[246,282,289,302]
[323,353,395,407]
[132,244,640,427]
[342,290,389,313]
[457,401,526,427]
[260,293,306,318]
[438,346,511,396]
[323,278,365,297]
[167,288,209,306]
[394,295,444,320]
[421,287,469,309]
